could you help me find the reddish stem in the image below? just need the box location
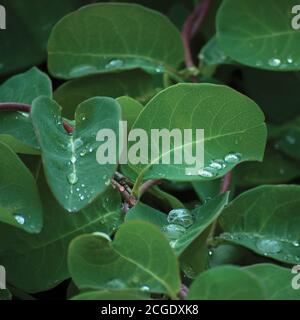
[220,172,232,194]
[181,0,212,73]
[0,102,74,134]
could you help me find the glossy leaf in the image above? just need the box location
[0,142,42,233]
[71,290,147,300]
[127,83,267,181]
[31,96,120,212]
[0,67,52,154]
[217,0,300,71]
[219,185,300,264]
[68,221,181,298]
[48,3,184,79]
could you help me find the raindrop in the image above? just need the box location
[198,167,216,178]
[224,152,242,163]
[163,224,186,240]
[256,238,282,254]
[67,172,78,185]
[13,214,25,225]
[287,57,293,64]
[292,241,300,247]
[209,159,226,170]
[80,149,87,157]
[208,250,213,256]
[80,195,85,200]
[140,285,150,291]
[69,65,97,77]
[167,208,194,228]
[70,155,77,164]
[268,58,281,67]
[169,240,177,248]
[106,279,126,289]
[155,65,164,73]
[105,59,124,69]
[74,138,83,149]
[18,111,29,118]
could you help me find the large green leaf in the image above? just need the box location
[219,185,300,264]
[127,83,267,182]
[188,263,299,300]
[31,96,121,212]
[0,175,122,293]
[0,142,42,233]
[217,0,300,71]
[0,67,52,154]
[53,70,155,119]
[0,0,92,76]
[187,265,265,300]
[48,3,184,79]
[68,221,181,299]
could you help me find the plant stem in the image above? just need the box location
[0,102,74,134]
[111,178,137,207]
[139,179,163,198]
[181,0,212,79]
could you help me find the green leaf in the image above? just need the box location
[219,185,300,264]
[192,179,222,202]
[0,0,92,76]
[0,67,52,154]
[48,3,184,79]
[68,221,181,298]
[31,96,121,212]
[244,264,300,300]
[235,145,300,186]
[0,142,42,233]
[126,194,229,277]
[187,265,265,300]
[117,96,144,131]
[0,175,122,293]
[127,83,267,182]
[53,70,155,119]
[217,0,300,71]
[71,290,147,300]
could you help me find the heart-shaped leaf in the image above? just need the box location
[217,0,300,71]
[219,185,300,264]
[48,3,184,79]
[127,83,267,182]
[0,142,42,233]
[31,96,121,212]
[68,221,181,299]
[0,67,52,154]
[0,174,122,293]
[54,70,154,119]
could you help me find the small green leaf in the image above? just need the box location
[0,174,122,293]
[187,265,265,300]
[53,70,155,119]
[127,83,267,182]
[117,96,144,131]
[0,67,52,154]
[68,221,181,299]
[217,0,300,71]
[0,142,42,233]
[31,96,120,212]
[48,3,184,79]
[219,185,300,264]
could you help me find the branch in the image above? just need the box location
[0,102,74,134]
[111,179,137,208]
[139,179,163,199]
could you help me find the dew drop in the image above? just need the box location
[69,65,97,77]
[292,241,300,247]
[140,285,150,292]
[105,59,124,69]
[67,172,78,185]
[18,111,29,118]
[167,208,194,228]
[268,58,281,67]
[224,152,242,163]
[13,214,25,225]
[198,167,216,178]
[256,238,282,254]
[209,159,226,170]
[70,155,77,164]
[80,149,87,157]
[287,57,293,64]
[155,65,165,73]
[74,138,83,149]
[106,279,126,289]
[163,224,186,240]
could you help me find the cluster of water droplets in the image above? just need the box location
[268,56,294,68]
[162,208,194,248]
[197,152,242,178]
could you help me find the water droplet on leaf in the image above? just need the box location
[256,238,282,254]
[163,224,186,240]
[167,208,194,228]
[224,152,242,163]
[13,214,25,225]
[268,58,281,67]
[105,59,124,69]
[67,172,78,185]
